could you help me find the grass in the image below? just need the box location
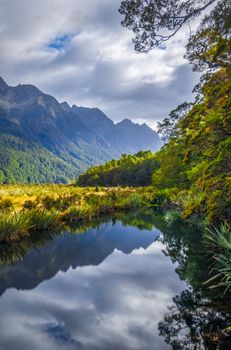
[163,209,180,226]
[29,210,60,233]
[0,212,31,242]
[204,222,231,295]
[0,184,154,243]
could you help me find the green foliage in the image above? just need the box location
[150,189,174,206]
[62,205,92,224]
[204,222,231,294]
[0,184,152,242]
[157,102,192,141]
[76,1,230,230]
[0,198,14,212]
[185,0,231,71]
[0,212,31,241]
[76,151,159,187]
[42,194,79,211]
[0,133,78,183]
[159,1,231,224]
[116,0,231,227]
[119,0,217,51]
[164,210,181,227]
[120,193,144,209]
[29,210,60,233]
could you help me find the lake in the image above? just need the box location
[0,209,230,349]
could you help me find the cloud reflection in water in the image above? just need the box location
[0,220,186,350]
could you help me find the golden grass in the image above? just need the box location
[0,184,154,242]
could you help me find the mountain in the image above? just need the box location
[0,77,163,183]
[0,220,158,296]
[115,119,162,154]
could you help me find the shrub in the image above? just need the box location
[178,191,206,219]
[206,189,231,223]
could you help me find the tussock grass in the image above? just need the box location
[164,209,180,226]
[0,184,152,243]
[121,193,144,209]
[0,212,31,241]
[29,210,60,233]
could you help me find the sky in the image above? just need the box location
[0,0,201,129]
[0,221,187,350]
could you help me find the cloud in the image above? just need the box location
[0,0,200,127]
[0,235,186,350]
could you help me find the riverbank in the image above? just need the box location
[0,184,155,243]
[1,184,230,296]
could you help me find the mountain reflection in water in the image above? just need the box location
[0,209,230,350]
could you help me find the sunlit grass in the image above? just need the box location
[0,184,153,242]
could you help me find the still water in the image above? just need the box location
[0,210,230,350]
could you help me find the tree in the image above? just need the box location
[157,102,192,142]
[119,0,218,52]
[158,288,231,350]
[185,0,231,71]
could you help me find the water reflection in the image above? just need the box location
[158,217,231,349]
[0,219,159,295]
[158,288,231,349]
[0,209,230,350]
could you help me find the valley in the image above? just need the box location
[0,77,162,183]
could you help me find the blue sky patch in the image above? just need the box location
[48,34,72,51]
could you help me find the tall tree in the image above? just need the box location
[119,0,218,52]
[185,0,231,71]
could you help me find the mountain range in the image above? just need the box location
[0,77,162,183]
[0,219,158,295]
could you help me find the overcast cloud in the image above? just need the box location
[0,0,200,128]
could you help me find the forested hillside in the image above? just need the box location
[77,151,159,186]
[0,78,162,184]
[0,133,77,183]
[77,0,231,223]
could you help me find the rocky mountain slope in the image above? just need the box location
[0,77,162,183]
